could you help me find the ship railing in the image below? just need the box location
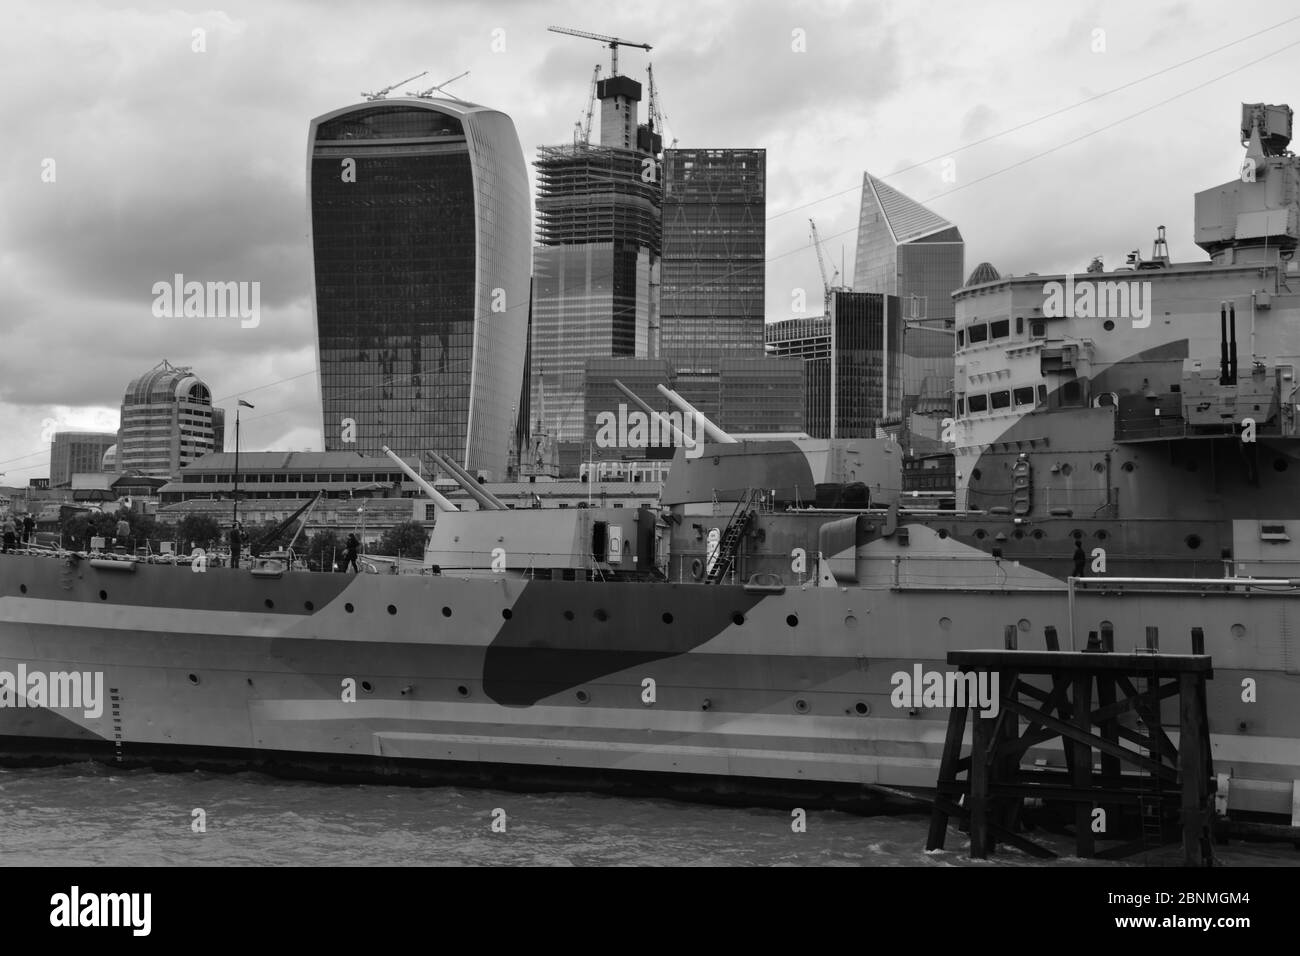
[1066,574,1300,650]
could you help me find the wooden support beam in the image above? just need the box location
[969,700,995,857]
[1001,698,1179,781]
[1073,674,1095,857]
[925,689,970,851]
[1179,672,1213,866]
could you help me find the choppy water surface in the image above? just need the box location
[0,763,1294,866]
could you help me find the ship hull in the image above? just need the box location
[1,554,1297,817]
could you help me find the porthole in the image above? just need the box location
[563,609,575,621]
[939,616,952,629]
[441,606,451,617]
[1018,618,1031,632]
[265,599,274,609]
[732,612,746,626]
[1185,534,1202,550]
[19,584,26,594]
[594,608,608,622]
[387,604,397,616]
[1093,462,1105,473]
[1103,320,1115,331]
[1013,529,1024,539]
[345,602,354,613]
[576,690,590,704]
[975,529,987,540]
[1061,464,1073,476]
[662,612,673,624]
[456,684,469,697]
[937,529,949,539]
[501,608,512,620]
[786,614,798,627]
[99,590,108,600]
[1032,529,1044,540]
[304,600,314,611]
[1122,461,1135,473]
[854,701,870,716]
[361,680,373,693]
[846,614,859,628]
[1096,530,1108,541]
[1072,530,1083,540]
[188,673,200,685]
[794,698,810,714]
[971,468,982,481]
[1231,623,1246,638]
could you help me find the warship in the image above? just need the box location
[2,103,1300,822]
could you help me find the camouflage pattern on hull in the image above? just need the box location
[1,553,1298,816]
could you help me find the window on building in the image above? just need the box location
[968,394,988,413]
[990,320,1010,340]
[991,390,1011,409]
[968,324,988,344]
[1013,386,1035,406]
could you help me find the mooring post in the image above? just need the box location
[1044,625,1059,651]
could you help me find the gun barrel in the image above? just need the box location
[381,446,458,513]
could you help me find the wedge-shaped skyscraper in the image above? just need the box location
[308,99,531,479]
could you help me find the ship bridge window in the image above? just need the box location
[1014,386,1035,406]
[1015,316,1024,335]
[956,397,965,416]
[1261,524,1290,542]
[968,394,988,413]
[991,390,1011,410]
[1061,380,1083,406]
[968,324,988,344]
[1031,321,1046,338]
[990,319,1010,340]
[956,330,964,347]
[1038,384,1048,404]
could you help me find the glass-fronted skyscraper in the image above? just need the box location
[117,360,220,478]
[765,294,900,438]
[660,149,766,370]
[308,98,531,479]
[853,174,962,431]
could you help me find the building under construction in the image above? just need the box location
[529,33,664,445]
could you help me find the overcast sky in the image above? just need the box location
[1,0,1297,482]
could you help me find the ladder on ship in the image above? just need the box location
[705,488,764,585]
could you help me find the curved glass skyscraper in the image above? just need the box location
[307,98,531,479]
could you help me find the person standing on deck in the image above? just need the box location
[21,513,33,546]
[341,532,360,573]
[1,516,16,553]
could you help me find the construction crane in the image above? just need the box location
[410,70,470,99]
[547,25,651,76]
[809,218,843,309]
[575,64,601,144]
[646,62,674,145]
[362,71,428,101]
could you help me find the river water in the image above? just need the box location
[0,763,1294,866]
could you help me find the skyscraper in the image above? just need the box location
[49,431,118,488]
[659,149,766,369]
[529,61,664,446]
[853,174,963,433]
[765,293,901,438]
[307,98,531,479]
[117,360,220,478]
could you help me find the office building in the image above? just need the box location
[49,431,118,488]
[765,292,901,438]
[308,97,531,480]
[116,360,221,478]
[659,148,766,369]
[853,174,962,430]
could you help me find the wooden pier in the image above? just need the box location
[925,629,1216,866]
